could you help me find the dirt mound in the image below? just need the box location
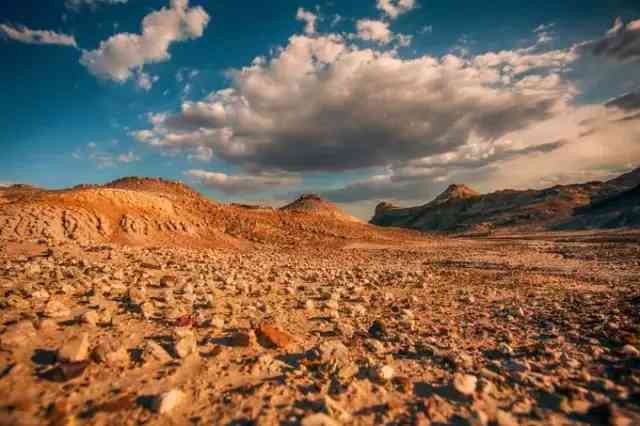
[281,194,361,223]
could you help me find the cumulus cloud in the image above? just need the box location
[376,0,416,19]
[80,0,209,84]
[323,103,640,205]
[65,0,128,11]
[296,8,318,35]
[579,17,640,62]
[185,170,299,195]
[356,19,393,44]
[136,33,578,174]
[0,24,77,47]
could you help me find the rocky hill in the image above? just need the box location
[281,194,361,223]
[371,167,640,233]
[0,178,414,248]
[561,184,640,229]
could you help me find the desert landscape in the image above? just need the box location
[1,175,639,425]
[3,0,640,424]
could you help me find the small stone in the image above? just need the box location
[255,322,294,350]
[59,333,90,362]
[229,330,256,347]
[453,373,477,396]
[495,410,518,426]
[80,310,99,326]
[621,344,640,357]
[44,300,71,318]
[210,317,225,329]
[93,342,129,366]
[301,413,340,426]
[315,340,350,365]
[368,319,387,340]
[144,340,173,363]
[364,338,385,354]
[174,330,198,358]
[153,389,185,414]
[335,322,354,338]
[371,364,395,382]
[498,342,514,356]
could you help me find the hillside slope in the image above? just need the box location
[371,167,640,233]
[0,177,417,248]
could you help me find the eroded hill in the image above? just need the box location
[371,167,640,233]
[0,177,418,249]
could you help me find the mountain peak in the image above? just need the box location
[430,184,479,205]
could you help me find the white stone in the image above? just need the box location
[154,389,185,414]
[453,373,478,396]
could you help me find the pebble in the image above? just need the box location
[453,373,477,396]
[621,344,639,357]
[144,340,172,363]
[174,329,198,358]
[301,413,340,426]
[371,364,394,381]
[44,300,71,318]
[59,333,90,362]
[368,319,386,339]
[80,310,99,326]
[153,389,185,414]
[255,322,294,350]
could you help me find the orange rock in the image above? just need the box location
[255,322,294,350]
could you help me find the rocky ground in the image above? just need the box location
[1,233,639,425]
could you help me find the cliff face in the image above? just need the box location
[370,168,640,233]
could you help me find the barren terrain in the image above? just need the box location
[0,179,639,425]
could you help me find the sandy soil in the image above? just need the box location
[1,232,639,425]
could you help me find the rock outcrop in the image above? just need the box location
[371,167,640,233]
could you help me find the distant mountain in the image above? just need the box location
[371,167,640,233]
[281,194,361,223]
[561,184,640,229]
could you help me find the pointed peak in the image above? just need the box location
[431,184,479,205]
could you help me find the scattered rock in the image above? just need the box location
[452,373,478,396]
[153,389,185,414]
[255,322,294,350]
[58,333,90,362]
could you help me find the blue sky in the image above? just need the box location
[1,0,640,218]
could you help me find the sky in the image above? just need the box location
[1,0,640,219]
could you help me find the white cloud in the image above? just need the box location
[0,24,77,47]
[80,0,210,84]
[65,0,128,10]
[356,19,393,44]
[136,33,578,175]
[185,170,299,195]
[376,0,416,19]
[135,71,159,91]
[296,8,318,35]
